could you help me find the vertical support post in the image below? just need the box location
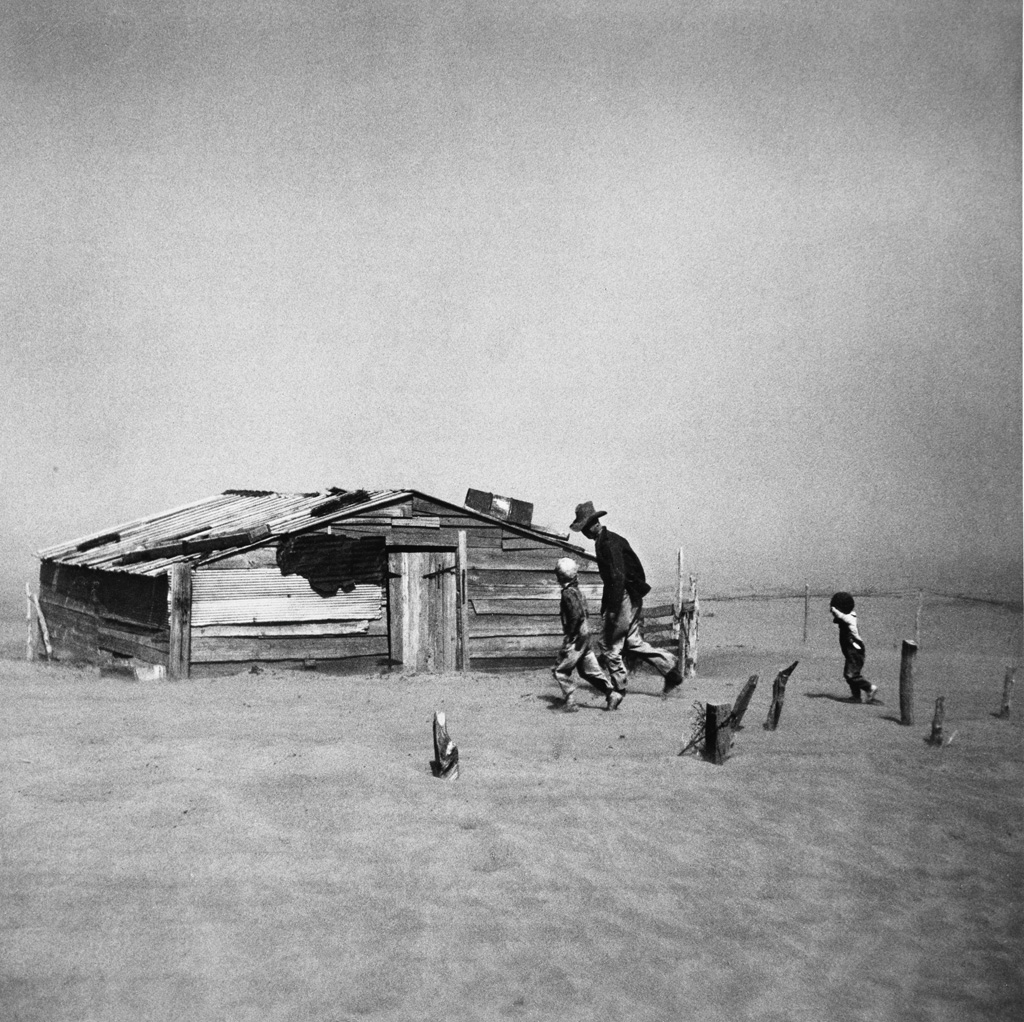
[998,666,1015,719]
[26,582,35,661]
[455,531,470,671]
[676,547,687,677]
[914,590,924,649]
[928,696,945,745]
[802,582,809,644]
[704,701,733,765]
[168,563,192,680]
[686,574,699,677]
[899,640,918,726]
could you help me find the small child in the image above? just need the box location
[829,591,877,703]
[552,557,620,712]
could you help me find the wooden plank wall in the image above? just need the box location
[37,496,599,671]
[190,565,387,667]
[328,494,598,661]
[325,498,505,551]
[190,498,476,669]
[638,603,677,651]
[35,581,99,663]
[464,532,600,660]
[37,561,170,665]
[190,627,389,664]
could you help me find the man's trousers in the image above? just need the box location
[601,595,678,691]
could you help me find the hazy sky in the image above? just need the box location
[2,0,1021,605]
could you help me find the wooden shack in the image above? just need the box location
[33,487,620,677]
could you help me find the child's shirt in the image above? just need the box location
[832,608,865,657]
[559,579,591,646]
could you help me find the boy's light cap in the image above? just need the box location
[555,557,578,580]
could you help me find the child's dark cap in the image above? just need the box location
[830,591,855,613]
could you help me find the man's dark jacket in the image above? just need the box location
[594,528,652,615]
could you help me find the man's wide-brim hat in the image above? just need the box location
[570,501,607,532]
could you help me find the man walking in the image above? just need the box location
[569,501,683,701]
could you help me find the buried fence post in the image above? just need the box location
[431,711,459,780]
[927,696,945,746]
[729,674,759,730]
[998,666,1015,719]
[899,640,918,726]
[704,701,733,765]
[764,661,799,731]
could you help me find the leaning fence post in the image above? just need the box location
[899,640,918,726]
[998,666,1015,719]
[802,583,809,644]
[431,711,459,779]
[764,661,799,731]
[704,701,733,765]
[31,593,52,659]
[729,674,759,730]
[25,582,35,662]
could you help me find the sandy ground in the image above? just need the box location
[2,596,1022,1022]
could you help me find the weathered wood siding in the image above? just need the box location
[37,560,170,665]
[323,497,504,551]
[324,495,595,661]
[38,494,598,672]
[639,604,677,650]
[465,530,600,660]
[190,564,386,666]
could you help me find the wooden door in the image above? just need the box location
[387,551,457,671]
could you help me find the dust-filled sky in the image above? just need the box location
[2,0,1021,605]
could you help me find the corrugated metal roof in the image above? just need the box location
[38,487,581,576]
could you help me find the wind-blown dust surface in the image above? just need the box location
[2,596,1021,1021]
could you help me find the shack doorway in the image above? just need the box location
[387,550,458,671]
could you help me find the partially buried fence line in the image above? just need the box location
[657,586,1021,664]
[678,663,795,766]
